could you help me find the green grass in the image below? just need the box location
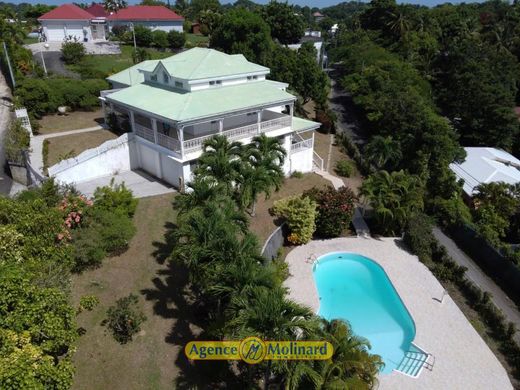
[186,33,209,45]
[23,37,39,45]
[68,45,173,78]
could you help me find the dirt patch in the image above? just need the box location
[72,194,186,390]
[37,109,104,134]
[46,129,118,167]
[249,173,331,244]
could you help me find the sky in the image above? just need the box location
[4,0,487,8]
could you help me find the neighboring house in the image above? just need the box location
[287,30,326,67]
[449,147,520,198]
[330,23,339,35]
[101,48,321,189]
[38,3,183,42]
[313,11,325,22]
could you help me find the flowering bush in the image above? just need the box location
[57,194,93,241]
[303,186,357,238]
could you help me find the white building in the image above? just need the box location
[38,3,183,42]
[97,48,321,190]
[449,147,520,197]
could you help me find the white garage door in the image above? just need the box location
[65,24,84,41]
[46,26,66,41]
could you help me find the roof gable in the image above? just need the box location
[85,3,108,18]
[107,5,183,21]
[38,4,93,20]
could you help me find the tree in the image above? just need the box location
[105,294,146,343]
[210,8,273,65]
[263,1,304,45]
[195,135,243,192]
[132,47,150,63]
[167,30,186,49]
[61,38,86,64]
[295,42,328,105]
[104,0,127,13]
[190,0,220,20]
[134,25,154,47]
[360,170,424,235]
[272,195,317,244]
[363,135,402,170]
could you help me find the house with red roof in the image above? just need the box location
[38,3,183,42]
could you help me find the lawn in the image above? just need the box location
[45,129,118,167]
[186,33,209,46]
[68,45,173,78]
[71,194,190,390]
[37,108,104,134]
[249,173,332,243]
[23,37,39,45]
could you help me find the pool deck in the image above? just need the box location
[284,237,513,390]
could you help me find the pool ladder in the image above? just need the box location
[395,348,435,378]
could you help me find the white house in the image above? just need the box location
[449,147,520,197]
[38,3,183,42]
[98,48,321,190]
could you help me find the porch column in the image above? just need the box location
[218,119,223,134]
[289,103,294,117]
[151,118,158,144]
[101,100,108,127]
[257,111,261,133]
[129,110,136,133]
[178,126,185,159]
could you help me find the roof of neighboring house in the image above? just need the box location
[105,80,295,123]
[138,48,268,81]
[107,5,183,21]
[449,147,520,196]
[313,11,324,17]
[85,3,108,18]
[107,59,161,87]
[38,4,93,20]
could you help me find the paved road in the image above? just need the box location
[433,227,520,343]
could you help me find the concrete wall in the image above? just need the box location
[135,140,185,188]
[109,20,183,33]
[49,133,137,184]
[289,147,313,174]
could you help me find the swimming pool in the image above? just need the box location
[313,252,416,374]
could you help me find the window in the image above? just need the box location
[210,80,222,86]
[163,72,169,84]
[247,76,252,80]
[209,81,215,86]
[151,74,157,82]
[216,80,222,85]
[253,75,258,80]
[175,81,183,88]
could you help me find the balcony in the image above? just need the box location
[133,113,292,160]
[290,138,313,154]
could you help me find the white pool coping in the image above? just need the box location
[284,237,513,390]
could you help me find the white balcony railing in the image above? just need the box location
[133,115,293,159]
[290,138,313,153]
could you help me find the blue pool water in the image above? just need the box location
[313,252,416,374]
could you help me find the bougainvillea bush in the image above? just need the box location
[304,186,357,238]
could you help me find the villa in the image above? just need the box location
[38,4,184,42]
[88,48,320,190]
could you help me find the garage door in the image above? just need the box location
[46,26,65,41]
[65,24,84,41]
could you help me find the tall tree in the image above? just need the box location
[103,0,127,14]
[263,1,304,45]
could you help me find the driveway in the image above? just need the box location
[433,227,520,344]
[26,41,121,55]
[33,51,80,78]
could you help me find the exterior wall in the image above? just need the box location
[41,20,91,42]
[136,141,185,188]
[289,148,313,174]
[109,20,183,33]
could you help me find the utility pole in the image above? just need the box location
[130,22,137,55]
[2,41,15,89]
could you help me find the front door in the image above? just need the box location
[91,24,105,40]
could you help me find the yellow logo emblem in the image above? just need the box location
[239,337,266,364]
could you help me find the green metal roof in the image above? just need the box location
[150,48,269,81]
[106,80,296,123]
[107,60,160,87]
[292,116,321,132]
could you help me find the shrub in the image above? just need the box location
[168,30,186,49]
[78,295,100,313]
[61,38,86,65]
[403,213,435,262]
[304,186,357,238]
[132,47,150,64]
[335,160,354,177]
[134,25,153,47]
[15,78,53,117]
[183,20,192,33]
[290,171,303,179]
[94,210,136,254]
[272,195,317,244]
[111,25,128,39]
[92,182,138,217]
[105,294,146,344]
[152,30,169,49]
[4,120,30,164]
[72,226,106,271]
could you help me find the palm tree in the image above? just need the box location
[386,10,411,41]
[196,135,243,192]
[360,170,424,235]
[104,0,127,14]
[173,176,227,213]
[227,286,316,390]
[237,134,286,216]
[363,135,402,170]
